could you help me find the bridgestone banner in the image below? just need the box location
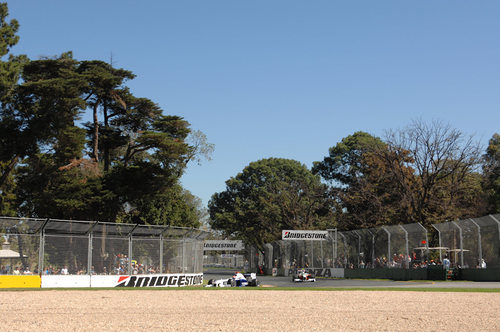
[282,230,328,241]
[204,240,244,251]
[114,273,203,288]
[40,273,203,288]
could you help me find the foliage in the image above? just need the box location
[313,132,409,229]
[118,186,204,228]
[312,131,386,186]
[314,122,489,230]
[0,3,212,227]
[209,158,335,251]
[382,119,484,227]
[483,133,500,213]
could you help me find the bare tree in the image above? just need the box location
[382,119,483,226]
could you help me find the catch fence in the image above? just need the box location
[0,217,209,276]
[264,214,500,273]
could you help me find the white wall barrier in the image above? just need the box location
[41,273,204,288]
[42,275,91,288]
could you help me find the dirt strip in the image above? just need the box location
[1,290,499,331]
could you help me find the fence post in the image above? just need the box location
[182,238,186,273]
[327,228,336,265]
[382,227,391,265]
[37,218,50,275]
[399,225,409,261]
[127,224,138,275]
[354,230,361,267]
[38,230,44,275]
[367,230,375,267]
[451,221,464,267]
[159,234,163,274]
[431,224,442,262]
[87,221,98,276]
[417,222,429,248]
[320,239,324,268]
[193,241,197,273]
[469,218,482,265]
[335,229,338,261]
[490,215,500,243]
[128,234,132,275]
[88,231,93,275]
[338,232,346,266]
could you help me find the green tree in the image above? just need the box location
[0,2,27,102]
[313,132,407,229]
[483,133,500,213]
[0,53,85,190]
[119,186,204,228]
[0,2,27,194]
[77,60,135,166]
[312,131,386,186]
[0,3,213,227]
[209,158,335,252]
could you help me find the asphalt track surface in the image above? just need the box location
[204,269,500,289]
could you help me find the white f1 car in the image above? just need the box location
[291,269,316,282]
[206,272,260,287]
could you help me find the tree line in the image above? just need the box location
[0,3,212,227]
[209,123,499,251]
[1,3,498,245]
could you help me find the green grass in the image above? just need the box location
[1,286,500,292]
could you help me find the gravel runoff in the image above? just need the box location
[1,290,499,331]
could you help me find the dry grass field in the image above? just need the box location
[1,289,499,331]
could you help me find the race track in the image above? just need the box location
[204,269,500,289]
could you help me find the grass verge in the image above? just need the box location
[1,286,499,292]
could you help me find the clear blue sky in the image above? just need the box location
[7,1,500,207]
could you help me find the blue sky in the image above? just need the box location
[7,1,500,207]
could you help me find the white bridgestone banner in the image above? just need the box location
[41,273,203,288]
[282,230,328,241]
[204,240,244,251]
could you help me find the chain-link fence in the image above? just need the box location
[432,215,500,269]
[261,215,500,273]
[263,229,337,274]
[0,217,209,275]
[3,214,499,276]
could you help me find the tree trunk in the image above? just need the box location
[93,102,99,162]
[103,102,110,172]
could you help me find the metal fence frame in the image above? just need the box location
[3,214,499,275]
[0,217,209,275]
[261,215,500,272]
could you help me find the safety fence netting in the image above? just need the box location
[261,215,500,272]
[0,217,209,275]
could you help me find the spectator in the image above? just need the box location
[443,256,450,271]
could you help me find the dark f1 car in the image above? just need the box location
[206,272,260,287]
[291,269,316,282]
